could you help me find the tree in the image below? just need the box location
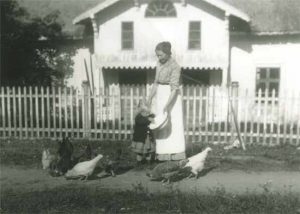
[0,0,75,86]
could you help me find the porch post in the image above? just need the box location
[223,12,230,87]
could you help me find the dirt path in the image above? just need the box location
[1,165,300,195]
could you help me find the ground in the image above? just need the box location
[1,165,300,195]
[1,139,300,213]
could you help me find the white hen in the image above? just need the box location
[184,147,212,178]
[42,149,56,170]
[65,154,103,180]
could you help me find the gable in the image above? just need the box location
[17,0,300,38]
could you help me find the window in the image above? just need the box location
[256,67,280,97]
[188,21,201,49]
[145,1,176,17]
[121,22,133,50]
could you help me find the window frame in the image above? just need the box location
[188,21,201,50]
[145,0,177,18]
[121,21,134,50]
[255,66,281,97]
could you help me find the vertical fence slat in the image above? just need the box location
[18,87,22,139]
[129,85,134,140]
[1,87,6,138]
[198,86,203,142]
[256,89,262,144]
[70,87,74,139]
[7,87,12,138]
[270,89,276,145]
[29,87,33,138]
[88,87,92,140]
[12,87,17,137]
[282,90,288,144]
[92,89,97,139]
[0,88,4,138]
[64,87,68,138]
[211,87,216,143]
[117,86,122,141]
[192,86,197,142]
[224,88,229,143]
[46,87,51,138]
[104,87,109,140]
[124,86,128,140]
[75,89,80,139]
[41,87,45,138]
[288,91,295,145]
[99,88,103,140]
[276,91,281,145]
[24,87,28,139]
[58,87,62,138]
[217,87,222,143]
[204,87,209,143]
[185,87,190,140]
[243,89,249,145]
[262,88,268,145]
[111,86,116,140]
[35,87,39,138]
[52,87,57,139]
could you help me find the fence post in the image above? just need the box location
[82,81,91,139]
[230,82,239,142]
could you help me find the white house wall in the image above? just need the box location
[67,48,100,91]
[231,39,300,93]
[231,38,300,123]
[94,0,228,69]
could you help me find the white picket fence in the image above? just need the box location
[0,85,299,145]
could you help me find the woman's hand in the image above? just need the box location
[146,98,152,109]
[163,105,170,114]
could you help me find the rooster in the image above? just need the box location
[184,147,212,178]
[65,154,103,180]
[147,147,213,183]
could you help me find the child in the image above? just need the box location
[131,100,155,166]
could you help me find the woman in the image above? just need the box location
[147,41,186,161]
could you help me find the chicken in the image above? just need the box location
[97,148,123,178]
[184,147,212,178]
[65,154,103,180]
[224,139,240,150]
[147,159,189,181]
[54,137,74,175]
[58,137,74,160]
[71,144,92,167]
[148,147,213,183]
[41,149,56,170]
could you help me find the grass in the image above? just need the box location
[1,139,300,171]
[1,139,300,213]
[1,183,299,214]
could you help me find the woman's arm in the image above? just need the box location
[147,66,159,106]
[147,83,157,106]
[163,89,178,113]
[163,63,181,113]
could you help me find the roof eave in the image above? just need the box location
[73,0,120,25]
[202,0,250,22]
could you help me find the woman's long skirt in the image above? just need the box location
[153,84,186,161]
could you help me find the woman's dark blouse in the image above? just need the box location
[133,113,154,142]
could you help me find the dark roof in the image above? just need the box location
[223,0,300,34]
[17,0,300,38]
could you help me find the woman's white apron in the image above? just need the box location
[153,84,186,157]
